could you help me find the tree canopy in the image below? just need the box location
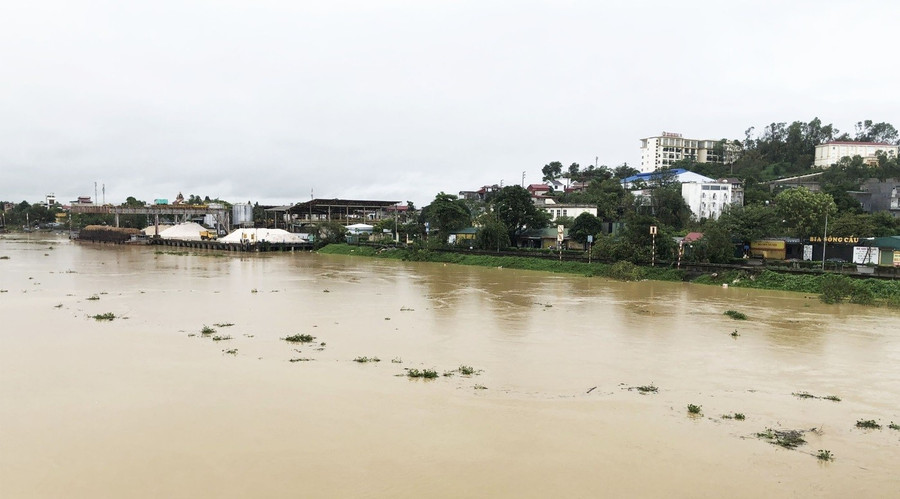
[491,185,550,241]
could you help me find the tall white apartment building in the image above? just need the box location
[681,182,734,220]
[639,132,738,173]
[814,141,899,168]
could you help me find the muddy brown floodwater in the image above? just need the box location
[1,234,899,498]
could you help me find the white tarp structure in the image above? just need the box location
[158,222,208,241]
[220,228,309,244]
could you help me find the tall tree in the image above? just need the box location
[774,187,837,238]
[541,161,563,182]
[718,204,780,242]
[569,212,603,245]
[421,192,471,241]
[473,212,510,251]
[491,185,551,242]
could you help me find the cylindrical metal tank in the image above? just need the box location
[233,203,253,227]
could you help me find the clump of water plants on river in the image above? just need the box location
[756,428,807,449]
[730,329,740,338]
[628,384,658,394]
[212,335,232,341]
[289,358,313,362]
[721,413,746,420]
[406,368,439,379]
[213,323,234,328]
[856,419,881,429]
[724,310,747,320]
[353,356,381,363]
[92,312,116,321]
[817,449,834,461]
[86,294,100,301]
[888,422,899,430]
[792,391,841,402]
[223,349,238,355]
[283,334,315,343]
[201,325,216,335]
[458,365,479,376]
[687,404,702,415]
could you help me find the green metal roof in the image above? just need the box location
[870,236,900,250]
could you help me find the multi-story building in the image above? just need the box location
[639,132,738,173]
[681,182,734,220]
[539,202,598,222]
[813,141,899,168]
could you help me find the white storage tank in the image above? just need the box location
[233,203,253,227]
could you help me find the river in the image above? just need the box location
[1,234,898,498]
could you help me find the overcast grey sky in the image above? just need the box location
[2,0,898,207]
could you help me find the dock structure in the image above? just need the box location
[69,204,229,229]
[286,199,401,226]
[150,237,312,252]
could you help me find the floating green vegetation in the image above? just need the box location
[722,413,746,420]
[86,295,100,301]
[792,391,841,402]
[250,288,258,294]
[400,306,414,311]
[888,422,899,430]
[458,365,477,376]
[284,334,315,343]
[213,323,234,328]
[756,428,807,449]
[54,303,63,308]
[92,312,116,321]
[724,310,747,320]
[0,256,9,260]
[353,356,381,363]
[687,404,702,415]
[856,419,881,429]
[212,335,232,341]
[391,358,403,364]
[730,330,740,338]
[474,384,487,390]
[817,449,834,461]
[201,325,216,335]
[289,358,313,362]
[407,368,438,379]
[223,349,238,355]
[635,384,658,394]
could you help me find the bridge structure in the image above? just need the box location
[68,204,230,231]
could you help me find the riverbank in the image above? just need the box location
[318,244,900,307]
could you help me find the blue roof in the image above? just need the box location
[621,169,688,184]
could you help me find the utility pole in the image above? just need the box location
[521,171,525,187]
[821,214,828,270]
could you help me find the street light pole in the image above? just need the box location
[821,213,828,270]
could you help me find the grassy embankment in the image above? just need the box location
[318,244,900,308]
[318,244,684,282]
